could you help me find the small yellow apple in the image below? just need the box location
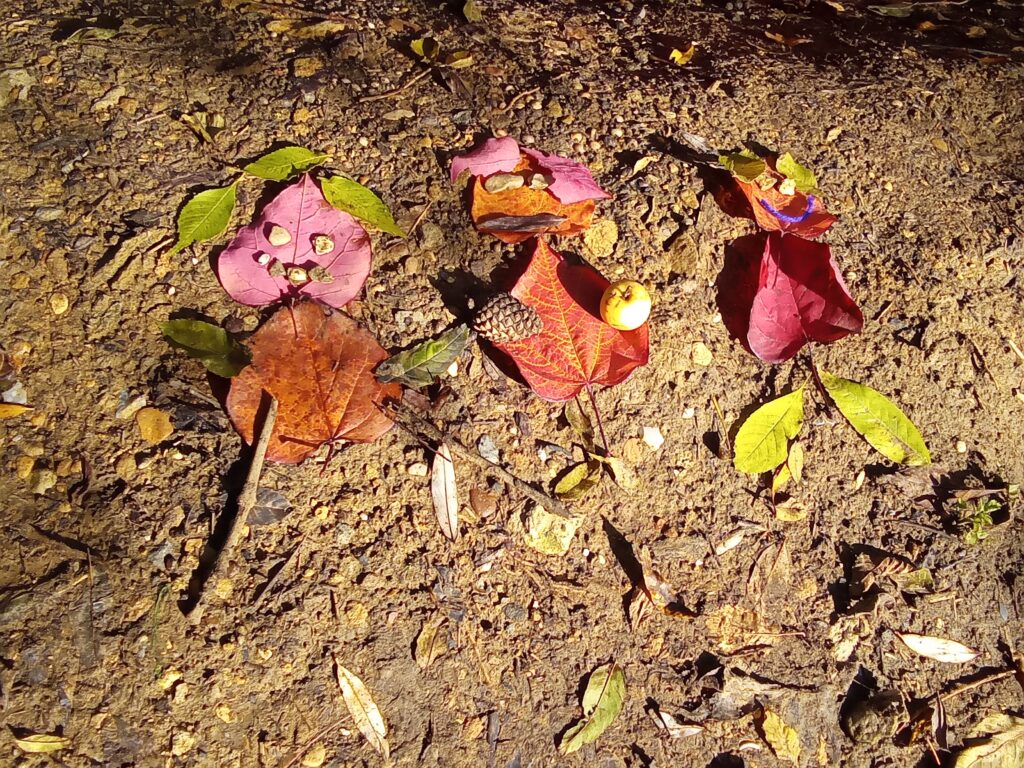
[600,280,651,331]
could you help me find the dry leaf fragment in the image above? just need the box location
[415,616,448,669]
[333,659,390,759]
[136,407,174,444]
[524,505,582,555]
[761,708,802,763]
[669,44,696,65]
[897,633,979,664]
[431,442,459,540]
[954,713,1024,767]
[649,707,704,739]
[0,403,32,419]
[15,733,71,753]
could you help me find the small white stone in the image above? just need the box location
[268,224,291,246]
[642,426,665,451]
[287,267,309,286]
[682,407,695,419]
[313,234,334,255]
[407,462,429,477]
[956,440,967,454]
[257,252,272,266]
[446,361,458,377]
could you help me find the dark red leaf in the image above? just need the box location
[227,302,401,463]
[744,232,863,362]
[733,170,836,238]
[490,239,649,401]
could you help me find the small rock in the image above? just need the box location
[115,453,137,481]
[136,407,174,444]
[407,462,429,477]
[292,56,324,77]
[268,224,291,246]
[2,381,28,405]
[115,394,147,420]
[469,487,498,518]
[622,438,644,464]
[643,426,665,451]
[92,85,126,112]
[524,505,582,556]
[171,731,196,757]
[301,743,328,768]
[30,469,57,495]
[477,435,500,463]
[503,603,527,622]
[956,440,967,454]
[21,442,45,458]
[14,455,35,480]
[49,293,70,315]
[403,255,423,275]
[691,341,713,367]
[446,361,458,377]
[483,173,525,194]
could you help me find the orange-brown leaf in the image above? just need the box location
[227,302,401,463]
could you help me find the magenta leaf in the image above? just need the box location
[216,174,372,309]
[745,232,863,362]
[449,137,521,183]
[523,148,611,205]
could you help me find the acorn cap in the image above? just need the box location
[473,293,543,344]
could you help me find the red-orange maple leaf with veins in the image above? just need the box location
[492,239,649,402]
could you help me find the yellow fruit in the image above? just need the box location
[600,280,651,331]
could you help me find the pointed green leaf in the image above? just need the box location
[820,372,930,465]
[170,183,237,254]
[719,152,767,182]
[374,324,470,387]
[243,146,330,181]
[553,460,602,501]
[559,663,626,755]
[775,152,819,194]
[161,319,250,377]
[733,387,806,474]
[321,175,405,237]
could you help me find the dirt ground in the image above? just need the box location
[2,0,1024,766]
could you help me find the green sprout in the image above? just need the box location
[954,497,1001,546]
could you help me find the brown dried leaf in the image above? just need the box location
[415,615,447,669]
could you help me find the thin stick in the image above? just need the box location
[383,404,576,519]
[502,86,540,114]
[584,384,611,456]
[190,395,278,619]
[358,67,432,104]
[936,668,1014,704]
[275,716,350,768]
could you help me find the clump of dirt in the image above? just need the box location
[1,1,1022,766]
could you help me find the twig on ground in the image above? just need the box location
[501,86,540,114]
[383,403,576,519]
[275,716,350,768]
[358,67,432,104]
[189,394,278,620]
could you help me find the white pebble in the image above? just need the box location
[643,426,665,451]
[956,440,967,454]
[407,462,429,477]
[682,407,695,419]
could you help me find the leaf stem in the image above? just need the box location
[584,384,611,457]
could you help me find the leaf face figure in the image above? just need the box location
[733,387,806,474]
[226,302,400,463]
[746,233,863,362]
[490,239,649,401]
[730,159,836,238]
[216,173,372,309]
[820,372,930,465]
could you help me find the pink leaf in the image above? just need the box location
[523,148,611,205]
[449,137,521,183]
[746,232,863,362]
[216,174,372,309]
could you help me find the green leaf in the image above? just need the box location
[719,152,767,182]
[243,146,330,181]
[563,399,595,451]
[775,152,819,194]
[868,3,914,18]
[170,183,237,254]
[374,324,470,386]
[559,663,626,755]
[15,734,71,753]
[954,713,1024,767]
[161,319,250,377]
[820,372,930,465]
[463,0,483,21]
[321,175,405,237]
[410,38,441,61]
[554,460,603,501]
[733,387,806,474]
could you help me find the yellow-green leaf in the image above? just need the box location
[762,708,802,763]
[414,616,447,669]
[776,152,819,194]
[463,0,483,21]
[170,183,237,254]
[0,403,33,419]
[321,175,405,237]
[444,50,474,69]
[820,372,930,465]
[558,663,626,755]
[161,319,250,377]
[243,146,330,181]
[733,387,805,474]
[719,152,767,182]
[15,733,71,753]
[554,460,602,501]
[669,44,696,65]
[787,441,805,484]
[955,713,1024,767]
[410,38,441,60]
[375,324,470,387]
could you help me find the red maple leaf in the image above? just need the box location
[227,302,401,463]
[718,232,863,363]
[491,239,649,401]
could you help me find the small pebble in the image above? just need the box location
[50,293,70,315]
[477,435,500,464]
[643,426,665,451]
[446,361,458,377]
[469,487,498,518]
[407,462,429,477]
[691,341,713,367]
[30,469,57,495]
[115,453,137,480]
[268,225,291,246]
[116,394,148,420]
[15,455,35,479]
[956,440,967,454]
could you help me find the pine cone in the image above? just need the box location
[474,293,543,343]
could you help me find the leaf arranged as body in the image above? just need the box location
[170,183,237,254]
[820,372,930,465]
[375,324,472,387]
[733,387,806,474]
[226,302,400,464]
[321,175,405,237]
[161,319,250,377]
[216,173,372,309]
[954,713,1024,768]
[244,146,330,181]
[333,659,390,759]
[491,239,649,401]
[559,663,626,754]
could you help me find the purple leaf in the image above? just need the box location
[523,148,611,205]
[449,137,521,183]
[216,174,372,309]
